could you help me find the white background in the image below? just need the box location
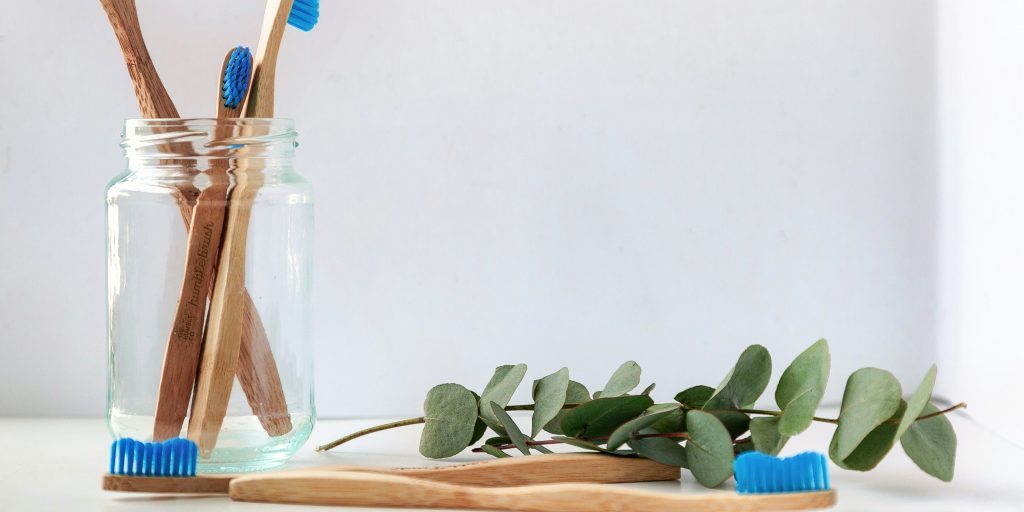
[0,1,1014,439]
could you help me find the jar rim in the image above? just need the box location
[122,118,298,158]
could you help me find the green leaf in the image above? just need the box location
[484,436,511,446]
[479,364,528,433]
[712,411,751,439]
[560,395,655,439]
[531,368,570,437]
[481,445,510,458]
[749,417,788,455]
[601,361,642,397]
[895,365,937,441]
[544,380,592,435]
[675,385,714,409]
[467,391,487,447]
[646,404,687,433]
[489,402,531,455]
[705,345,772,410]
[830,401,906,471]
[641,383,656,396]
[901,403,956,482]
[685,410,735,487]
[552,436,635,456]
[831,368,902,460]
[419,383,479,459]
[629,434,688,468]
[607,408,679,450]
[775,339,831,436]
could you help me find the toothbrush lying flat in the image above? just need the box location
[188,0,319,455]
[103,440,679,494]
[99,0,293,441]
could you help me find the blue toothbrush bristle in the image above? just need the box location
[733,451,830,494]
[108,438,198,477]
[288,0,319,31]
[222,46,252,110]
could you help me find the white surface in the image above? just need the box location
[936,1,1024,444]
[2,411,1021,511]
[0,1,943,417]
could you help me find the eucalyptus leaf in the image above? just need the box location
[901,403,956,482]
[830,401,906,471]
[895,365,937,441]
[552,436,635,456]
[685,410,735,487]
[775,339,831,436]
[485,436,511,446]
[560,395,655,439]
[749,417,789,455]
[419,383,479,459]
[479,364,528,433]
[607,408,678,450]
[629,434,688,468]
[544,380,591,435]
[675,385,714,409]
[488,402,532,455]
[641,383,657,396]
[646,404,687,433]
[481,445,511,458]
[712,411,751,440]
[601,361,642,397]
[531,368,570,437]
[468,391,487,447]
[705,345,772,410]
[831,368,902,460]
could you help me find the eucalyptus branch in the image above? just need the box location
[472,431,689,453]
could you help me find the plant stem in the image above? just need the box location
[472,432,689,453]
[917,402,967,421]
[316,417,425,452]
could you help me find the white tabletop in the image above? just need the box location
[2,411,1021,511]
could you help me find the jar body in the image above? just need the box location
[106,119,314,472]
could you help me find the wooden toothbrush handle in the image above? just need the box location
[229,471,838,511]
[170,193,292,439]
[99,0,178,119]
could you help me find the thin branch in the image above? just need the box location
[472,431,688,453]
[316,417,425,452]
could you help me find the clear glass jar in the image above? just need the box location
[106,118,314,472]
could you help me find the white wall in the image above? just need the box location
[0,1,940,417]
[937,2,1024,442]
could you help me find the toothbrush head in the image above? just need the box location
[288,0,320,32]
[109,437,198,477]
[733,451,830,494]
[221,46,253,110]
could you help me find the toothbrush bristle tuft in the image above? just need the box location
[222,46,252,110]
[109,437,198,477]
[733,451,830,494]
[288,0,319,31]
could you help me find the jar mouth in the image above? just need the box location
[122,118,297,158]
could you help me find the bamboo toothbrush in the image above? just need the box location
[104,439,679,494]
[150,49,250,442]
[99,0,293,441]
[229,453,836,511]
[188,0,319,456]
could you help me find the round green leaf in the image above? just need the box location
[831,367,902,460]
[675,385,714,409]
[560,395,655,439]
[419,383,479,459]
[685,410,735,487]
[895,365,937,441]
[607,408,679,450]
[629,433,688,468]
[901,403,956,482]
[479,364,528,433]
[467,391,487,447]
[830,400,906,471]
[601,361,642,397]
[775,339,831,436]
[544,381,592,435]
[705,345,772,410]
[712,411,751,439]
[749,417,789,456]
[531,368,570,437]
[646,404,687,433]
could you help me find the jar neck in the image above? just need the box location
[122,118,297,164]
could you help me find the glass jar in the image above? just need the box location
[106,118,314,472]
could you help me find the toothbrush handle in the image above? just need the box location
[229,471,838,511]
